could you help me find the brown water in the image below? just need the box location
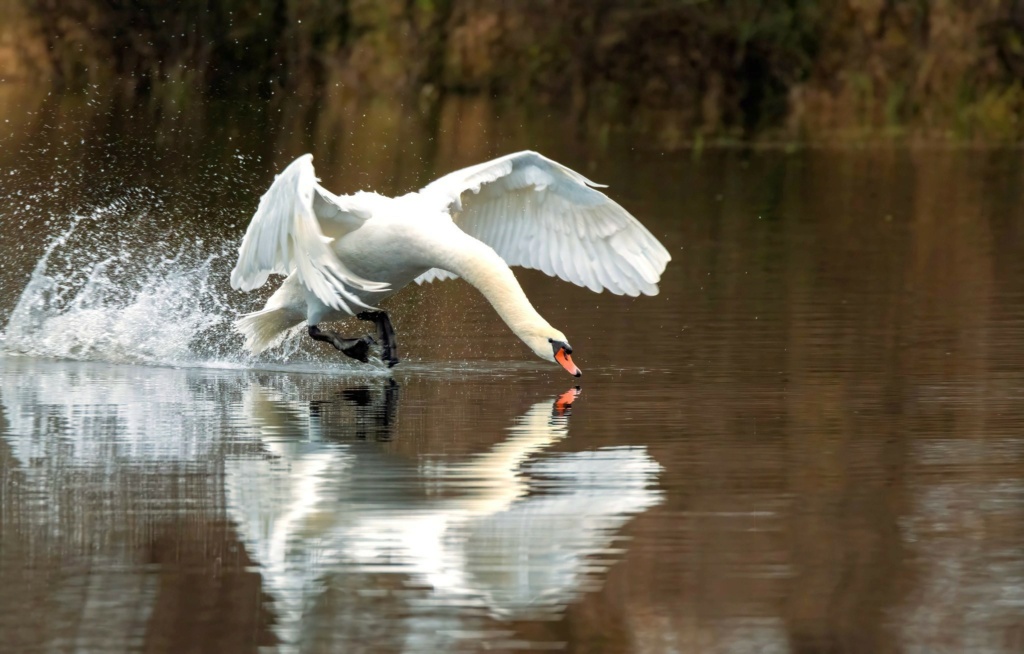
[2,86,1024,653]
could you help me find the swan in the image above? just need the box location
[229,151,670,375]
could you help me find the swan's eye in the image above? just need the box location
[550,339,571,356]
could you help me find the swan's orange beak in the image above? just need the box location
[555,348,582,377]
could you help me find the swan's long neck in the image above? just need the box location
[437,232,555,345]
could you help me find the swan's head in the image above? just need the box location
[523,329,582,377]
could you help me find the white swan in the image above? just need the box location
[229,151,670,375]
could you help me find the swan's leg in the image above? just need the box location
[308,325,375,363]
[357,311,399,367]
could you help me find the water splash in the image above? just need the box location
[0,199,398,373]
[0,198,248,366]
[3,216,226,365]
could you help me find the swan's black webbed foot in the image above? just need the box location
[357,311,399,368]
[308,325,375,363]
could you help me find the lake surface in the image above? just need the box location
[2,85,1024,653]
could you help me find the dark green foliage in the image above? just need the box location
[19,0,1024,141]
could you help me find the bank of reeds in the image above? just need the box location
[4,0,1024,146]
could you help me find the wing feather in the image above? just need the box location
[420,151,670,296]
[230,154,388,314]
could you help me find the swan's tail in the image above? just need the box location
[235,306,305,354]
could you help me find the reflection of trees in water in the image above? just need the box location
[889,151,1024,653]
[775,148,1023,653]
[612,148,1024,652]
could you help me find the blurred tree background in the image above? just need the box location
[3,0,1024,145]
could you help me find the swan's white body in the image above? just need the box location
[230,151,670,371]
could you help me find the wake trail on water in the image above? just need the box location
[0,198,372,372]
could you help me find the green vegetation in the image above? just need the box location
[4,0,1024,145]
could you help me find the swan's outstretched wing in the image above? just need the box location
[419,151,670,295]
[230,154,388,313]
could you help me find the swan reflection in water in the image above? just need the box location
[226,381,664,645]
[0,360,662,650]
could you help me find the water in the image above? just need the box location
[2,87,1024,653]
